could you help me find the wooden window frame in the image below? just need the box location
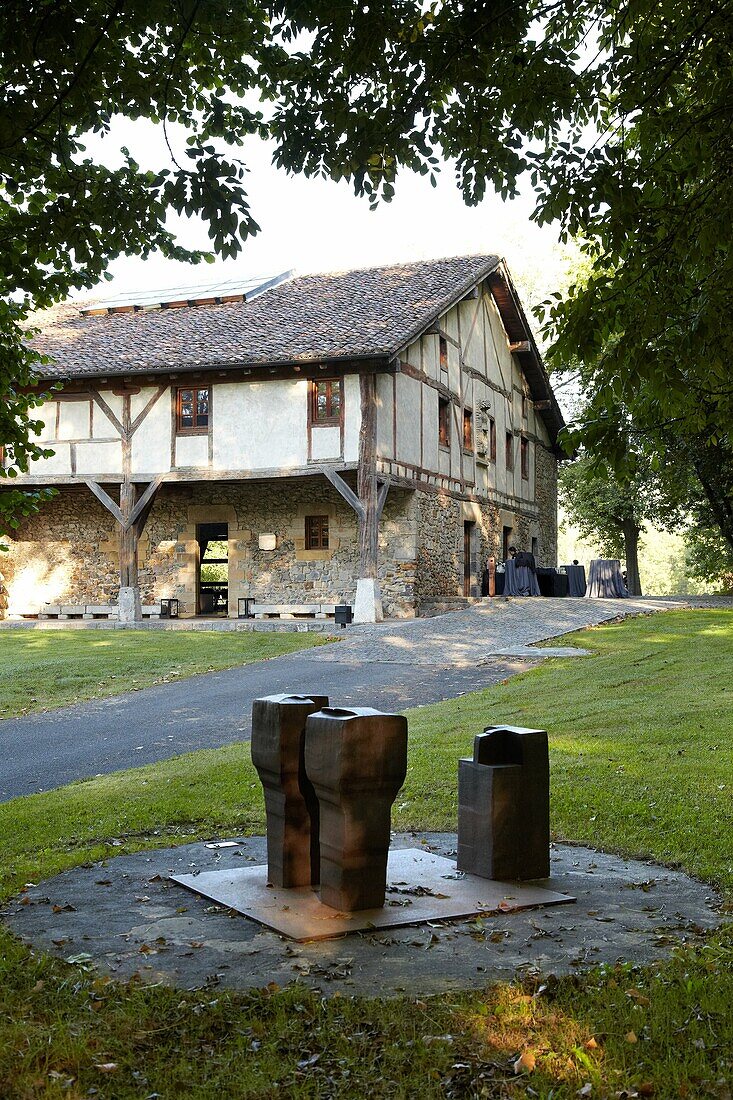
[309,378,343,425]
[489,417,497,462]
[438,397,450,449]
[521,436,530,480]
[521,393,529,420]
[462,408,473,451]
[505,431,514,471]
[305,514,329,550]
[176,386,210,435]
[439,336,448,374]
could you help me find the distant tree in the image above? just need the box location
[558,454,684,596]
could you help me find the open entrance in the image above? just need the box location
[197,522,229,615]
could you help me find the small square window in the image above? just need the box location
[305,515,329,550]
[463,409,473,450]
[506,431,514,471]
[177,386,209,434]
[438,397,450,448]
[310,379,342,424]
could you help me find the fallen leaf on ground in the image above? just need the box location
[513,1050,536,1074]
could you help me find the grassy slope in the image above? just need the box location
[0,628,332,718]
[0,609,731,1098]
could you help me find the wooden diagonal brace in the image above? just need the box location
[90,390,124,436]
[323,469,365,521]
[130,386,167,437]
[127,476,163,531]
[376,478,390,521]
[85,479,124,527]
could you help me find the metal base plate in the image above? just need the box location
[170,848,574,941]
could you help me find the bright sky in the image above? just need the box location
[82,117,573,327]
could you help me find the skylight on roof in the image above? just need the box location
[80,270,293,316]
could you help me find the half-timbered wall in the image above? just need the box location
[20,375,362,479]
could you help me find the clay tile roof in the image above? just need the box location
[30,255,501,379]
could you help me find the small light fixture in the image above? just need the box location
[258,533,276,551]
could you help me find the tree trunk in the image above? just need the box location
[692,443,733,554]
[622,519,642,596]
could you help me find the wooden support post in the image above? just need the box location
[358,373,379,579]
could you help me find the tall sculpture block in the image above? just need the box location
[457,725,550,881]
[304,707,408,911]
[251,693,329,888]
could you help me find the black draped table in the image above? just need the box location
[503,558,541,596]
[561,564,587,598]
[585,559,629,598]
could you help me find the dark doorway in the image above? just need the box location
[502,525,513,563]
[197,522,228,615]
[463,521,475,597]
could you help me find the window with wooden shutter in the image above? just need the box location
[310,379,342,424]
[305,515,329,550]
[176,386,209,434]
[506,431,514,471]
[438,397,450,448]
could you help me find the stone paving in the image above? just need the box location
[4,833,721,997]
[302,595,732,667]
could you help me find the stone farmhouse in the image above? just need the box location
[1,255,564,623]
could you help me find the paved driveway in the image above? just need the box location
[0,596,708,801]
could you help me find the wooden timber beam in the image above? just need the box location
[358,373,379,578]
[85,479,124,527]
[127,475,163,532]
[323,469,365,521]
[376,477,390,522]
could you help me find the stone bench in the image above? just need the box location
[252,603,337,620]
[37,602,162,621]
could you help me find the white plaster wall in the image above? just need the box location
[28,443,69,475]
[422,385,439,472]
[175,434,209,468]
[75,440,123,476]
[212,380,308,470]
[310,425,341,461]
[395,374,421,468]
[104,393,124,423]
[92,402,119,439]
[58,400,90,440]
[376,374,394,460]
[459,298,485,374]
[31,401,57,443]
[343,374,361,462]
[422,334,439,380]
[131,390,171,474]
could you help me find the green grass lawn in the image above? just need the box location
[0,628,333,718]
[1,609,731,1098]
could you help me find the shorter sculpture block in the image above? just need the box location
[457,725,550,881]
[304,707,408,911]
[251,694,329,888]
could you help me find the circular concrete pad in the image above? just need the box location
[4,834,721,997]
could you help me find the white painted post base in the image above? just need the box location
[353,578,384,624]
[118,586,142,623]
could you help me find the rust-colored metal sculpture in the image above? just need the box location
[457,725,550,881]
[251,693,328,888]
[304,706,408,911]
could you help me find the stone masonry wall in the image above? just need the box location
[2,489,119,614]
[3,480,419,619]
[535,443,559,567]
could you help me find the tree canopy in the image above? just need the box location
[2,1,731,535]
